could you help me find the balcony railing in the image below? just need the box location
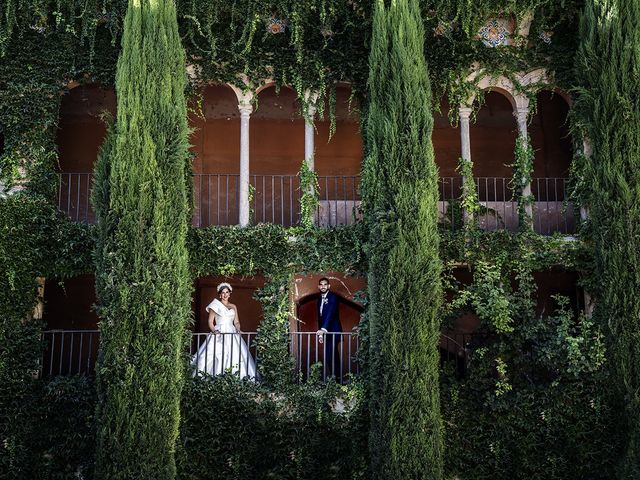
[290,332,360,381]
[250,174,302,226]
[56,173,574,234]
[316,176,361,227]
[57,173,94,224]
[438,176,575,235]
[60,173,361,228]
[41,329,484,381]
[42,329,100,376]
[531,178,575,235]
[192,173,240,226]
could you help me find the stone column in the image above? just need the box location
[304,91,319,171]
[238,102,253,227]
[515,105,533,221]
[459,106,473,224]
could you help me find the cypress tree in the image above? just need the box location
[574,0,640,476]
[92,0,191,478]
[362,0,443,477]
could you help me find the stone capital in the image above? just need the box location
[238,103,253,117]
[459,106,473,120]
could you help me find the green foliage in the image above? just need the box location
[177,376,368,480]
[92,0,192,478]
[0,2,626,479]
[513,135,535,229]
[19,376,97,480]
[255,276,295,386]
[177,0,371,124]
[443,289,620,480]
[188,224,365,278]
[450,261,513,333]
[363,0,443,477]
[572,0,640,476]
[0,195,93,479]
[298,159,319,229]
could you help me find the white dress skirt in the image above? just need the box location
[192,298,256,379]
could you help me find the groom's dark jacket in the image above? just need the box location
[318,291,342,337]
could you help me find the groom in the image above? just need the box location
[316,277,342,379]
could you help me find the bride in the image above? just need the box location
[192,282,256,379]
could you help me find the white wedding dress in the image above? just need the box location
[192,299,256,379]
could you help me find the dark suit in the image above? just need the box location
[318,291,342,379]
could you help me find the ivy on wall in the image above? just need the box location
[0,1,629,479]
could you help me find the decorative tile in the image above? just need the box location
[478,18,510,47]
[266,17,287,35]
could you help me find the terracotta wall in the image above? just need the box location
[433,100,462,177]
[56,85,116,172]
[529,91,572,178]
[315,86,363,176]
[249,86,304,175]
[56,85,571,182]
[190,85,240,175]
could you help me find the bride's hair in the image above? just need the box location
[217,282,233,294]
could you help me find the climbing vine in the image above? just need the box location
[0,1,625,479]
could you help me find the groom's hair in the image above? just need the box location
[318,277,330,284]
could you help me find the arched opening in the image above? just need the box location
[191,84,241,226]
[56,84,116,223]
[529,91,575,234]
[292,273,365,382]
[250,86,304,225]
[470,91,519,231]
[315,85,363,226]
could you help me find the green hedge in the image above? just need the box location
[8,376,368,480]
[442,270,621,479]
[177,377,368,480]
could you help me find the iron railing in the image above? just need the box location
[192,173,240,227]
[56,173,574,234]
[250,174,302,226]
[437,176,574,235]
[531,177,575,235]
[41,329,488,381]
[42,329,99,376]
[316,176,361,227]
[57,173,94,224]
[289,332,360,382]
